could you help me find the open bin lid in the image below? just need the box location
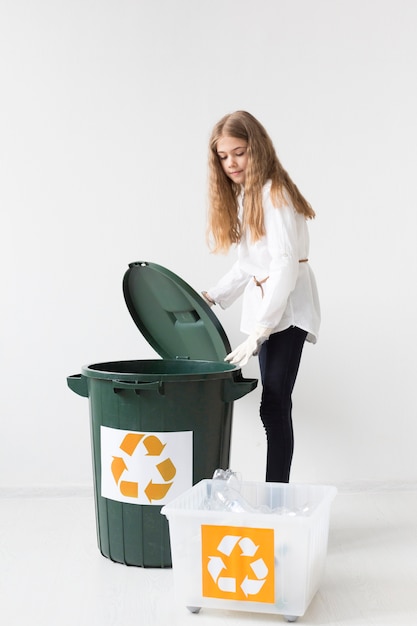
[123,261,231,361]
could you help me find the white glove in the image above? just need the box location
[225,326,273,367]
[201,291,215,307]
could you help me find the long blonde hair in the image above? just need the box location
[207,111,315,252]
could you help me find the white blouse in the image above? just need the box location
[207,181,321,343]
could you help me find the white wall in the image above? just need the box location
[1,0,416,491]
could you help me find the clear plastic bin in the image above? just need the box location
[161,480,337,622]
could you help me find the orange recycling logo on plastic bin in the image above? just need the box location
[201,525,275,603]
[100,427,192,505]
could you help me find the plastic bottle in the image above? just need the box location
[208,469,256,513]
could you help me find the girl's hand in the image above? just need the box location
[225,326,272,367]
[201,291,215,307]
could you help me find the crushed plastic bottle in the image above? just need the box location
[271,503,313,516]
[206,469,256,513]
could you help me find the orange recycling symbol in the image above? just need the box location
[201,525,275,603]
[111,432,176,502]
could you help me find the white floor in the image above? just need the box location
[1,488,416,626]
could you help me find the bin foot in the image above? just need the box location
[284,616,298,623]
[187,606,201,614]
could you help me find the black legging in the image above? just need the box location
[258,326,307,483]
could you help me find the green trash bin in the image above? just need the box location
[67,261,257,568]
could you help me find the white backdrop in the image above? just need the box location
[1,0,416,491]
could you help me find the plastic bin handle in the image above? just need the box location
[112,380,165,395]
[67,374,89,398]
[222,376,258,402]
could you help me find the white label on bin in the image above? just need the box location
[100,427,193,505]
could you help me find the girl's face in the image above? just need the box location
[216,136,249,186]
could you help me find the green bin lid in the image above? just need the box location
[123,261,231,361]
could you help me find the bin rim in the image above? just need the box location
[161,479,338,520]
[80,358,241,383]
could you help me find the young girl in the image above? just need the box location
[202,111,320,483]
